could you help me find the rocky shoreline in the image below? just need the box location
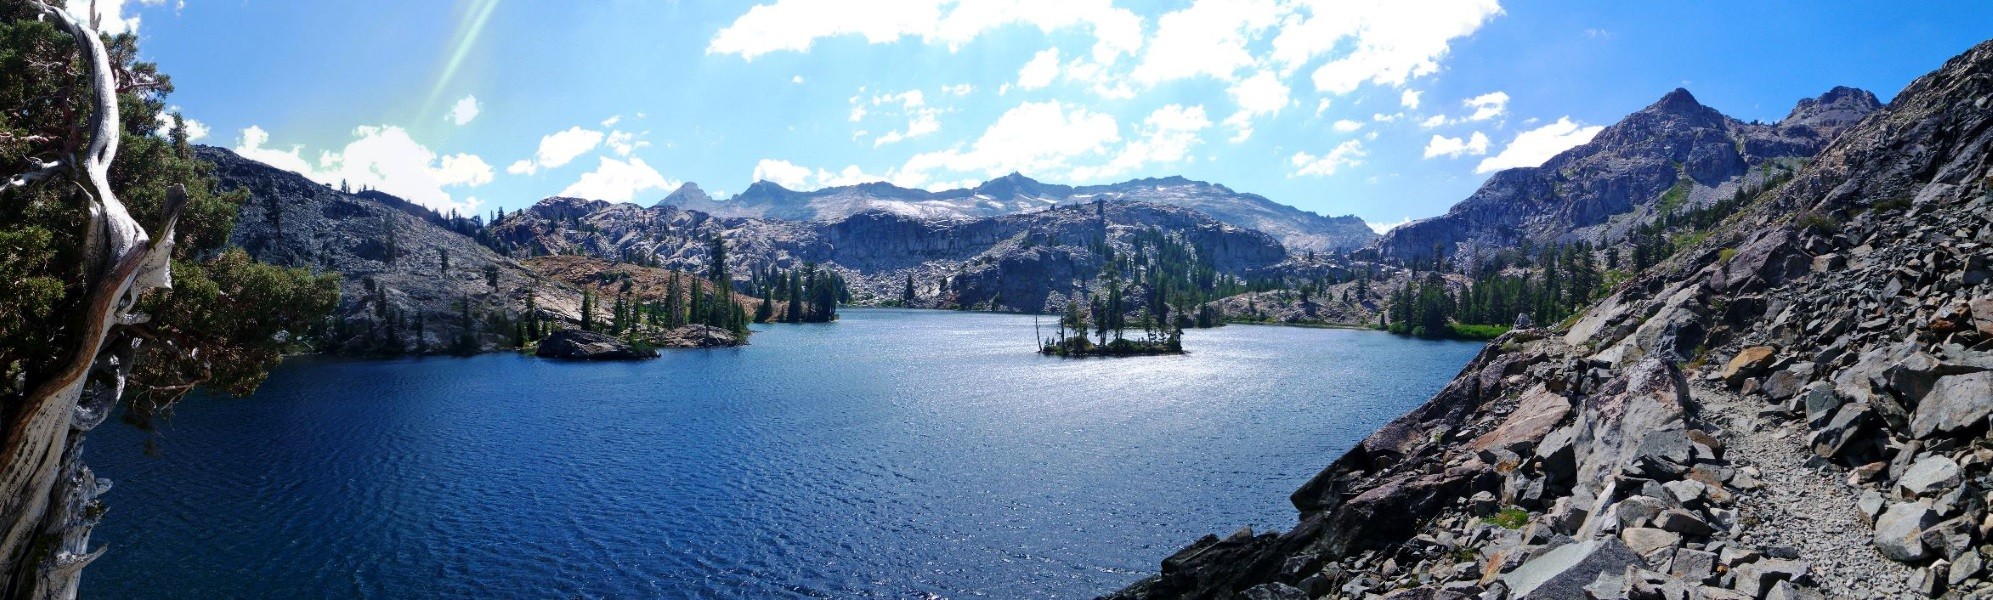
[1107,39,1993,600]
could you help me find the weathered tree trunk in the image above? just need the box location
[0,4,186,598]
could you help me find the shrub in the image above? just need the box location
[1795,210,1840,234]
[1488,507,1529,529]
[1717,247,1738,264]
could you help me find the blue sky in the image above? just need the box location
[88,0,1993,231]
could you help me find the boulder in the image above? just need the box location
[1653,508,1715,536]
[1761,363,1813,401]
[1733,558,1812,598]
[1898,455,1961,498]
[1799,381,1842,426]
[1874,501,1939,562]
[533,329,659,360]
[1241,583,1310,600]
[1722,346,1778,385]
[1469,386,1573,455]
[1909,372,1993,438]
[1620,527,1681,555]
[1499,538,1646,599]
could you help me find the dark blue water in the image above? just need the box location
[83,308,1481,599]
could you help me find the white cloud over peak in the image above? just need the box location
[1464,91,1509,121]
[900,100,1119,185]
[708,0,1143,64]
[1289,139,1365,177]
[1367,216,1415,235]
[560,156,677,202]
[1401,90,1422,109]
[1017,47,1061,90]
[1331,119,1364,133]
[1475,117,1601,173]
[1073,103,1211,180]
[447,95,481,126]
[1422,131,1490,158]
[506,126,605,175]
[752,158,814,189]
[234,124,490,214]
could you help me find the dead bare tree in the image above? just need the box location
[0,3,189,598]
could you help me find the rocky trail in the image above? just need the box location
[1698,382,1919,598]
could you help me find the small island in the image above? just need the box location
[1038,290,1186,357]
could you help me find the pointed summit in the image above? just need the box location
[660,182,712,208]
[1645,88,1709,115]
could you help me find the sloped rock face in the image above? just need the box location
[203,146,583,355]
[1109,39,1993,600]
[1378,87,1881,261]
[534,329,658,360]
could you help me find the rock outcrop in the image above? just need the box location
[204,146,583,355]
[1378,87,1881,261]
[533,329,658,360]
[1111,38,1993,600]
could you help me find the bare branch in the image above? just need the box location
[0,158,65,193]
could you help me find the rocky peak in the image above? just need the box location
[973,172,1057,199]
[660,182,712,209]
[1633,87,1730,127]
[1780,86,1882,137]
[529,196,611,220]
[734,180,803,206]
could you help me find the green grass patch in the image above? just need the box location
[1717,247,1738,264]
[1448,323,1512,339]
[1656,178,1692,215]
[1488,507,1530,530]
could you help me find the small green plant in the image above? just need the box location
[1448,323,1511,339]
[1795,210,1840,234]
[1717,247,1738,264]
[1489,507,1530,530]
[1872,196,1913,213]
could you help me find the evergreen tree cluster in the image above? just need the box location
[748,262,847,323]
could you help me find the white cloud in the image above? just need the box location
[1132,0,1283,84]
[446,95,481,126]
[1463,91,1509,121]
[66,0,159,35]
[1331,119,1364,133]
[1289,139,1365,177]
[560,157,678,203]
[1475,117,1602,173]
[940,83,975,96]
[1272,0,1503,94]
[1401,89,1422,109]
[752,158,814,189]
[1074,103,1211,180]
[1419,114,1447,129]
[506,126,605,175]
[1221,69,1290,142]
[234,124,490,214]
[1367,216,1414,235]
[1314,98,1332,116]
[436,153,494,187]
[792,75,806,84]
[899,100,1119,185]
[1017,47,1062,90]
[1422,131,1490,158]
[153,108,209,142]
[870,90,942,146]
[708,0,1144,64]
[605,130,650,157]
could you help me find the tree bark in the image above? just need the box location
[0,4,186,599]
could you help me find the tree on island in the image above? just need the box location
[0,5,337,595]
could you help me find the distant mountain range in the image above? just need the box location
[1379,86,1882,259]
[661,173,1380,253]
